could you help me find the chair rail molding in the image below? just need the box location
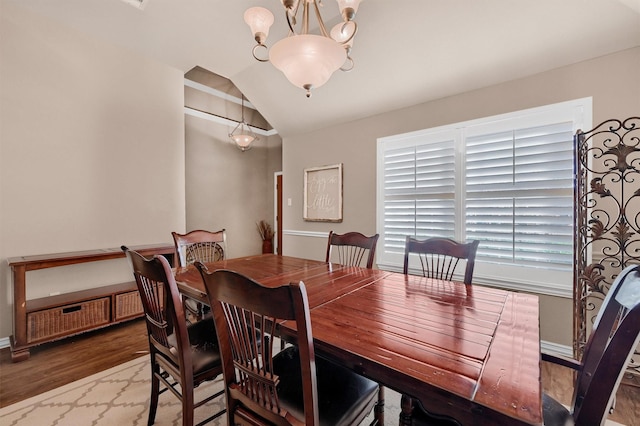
[282,229,329,238]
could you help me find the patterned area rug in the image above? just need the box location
[0,356,402,425]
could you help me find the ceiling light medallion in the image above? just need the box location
[229,95,258,152]
[244,0,363,98]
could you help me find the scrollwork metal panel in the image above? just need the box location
[574,116,640,385]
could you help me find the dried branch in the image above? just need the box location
[256,220,274,241]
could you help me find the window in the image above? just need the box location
[376,98,592,296]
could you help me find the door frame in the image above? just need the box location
[274,172,283,255]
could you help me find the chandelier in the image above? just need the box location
[229,94,258,152]
[243,0,363,98]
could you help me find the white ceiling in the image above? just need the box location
[8,0,640,137]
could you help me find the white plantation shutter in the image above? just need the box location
[380,133,456,260]
[415,142,456,239]
[377,98,591,294]
[383,145,418,255]
[465,122,575,267]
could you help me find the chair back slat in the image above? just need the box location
[185,242,224,264]
[172,229,227,267]
[196,266,319,425]
[404,237,479,284]
[139,275,169,342]
[122,247,193,372]
[337,245,366,267]
[127,251,179,344]
[420,253,461,281]
[325,231,379,269]
[572,264,640,425]
[225,305,281,413]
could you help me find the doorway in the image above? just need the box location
[275,172,283,255]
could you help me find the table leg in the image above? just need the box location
[399,394,414,426]
[374,385,385,425]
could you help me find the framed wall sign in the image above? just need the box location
[303,163,343,222]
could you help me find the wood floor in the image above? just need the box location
[0,318,149,407]
[1,318,639,425]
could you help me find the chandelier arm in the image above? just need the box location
[252,44,270,62]
[338,21,358,45]
[285,9,297,34]
[311,0,331,38]
[340,56,354,72]
[291,0,300,26]
[301,0,310,34]
[229,121,242,136]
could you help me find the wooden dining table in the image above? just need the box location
[174,254,543,426]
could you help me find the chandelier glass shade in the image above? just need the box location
[269,34,346,92]
[229,95,258,152]
[244,0,363,97]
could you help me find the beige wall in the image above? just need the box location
[183,68,282,257]
[0,2,283,343]
[0,3,186,338]
[281,47,640,346]
[184,112,282,257]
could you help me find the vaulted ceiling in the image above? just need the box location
[8,0,640,137]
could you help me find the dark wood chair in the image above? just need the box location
[401,237,479,425]
[195,265,382,426]
[542,264,640,425]
[121,246,225,426]
[403,236,479,284]
[172,229,227,321]
[410,264,640,426]
[325,230,384,421]
[325,231,379,269]
[172,229,227,267]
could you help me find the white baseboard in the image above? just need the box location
[0,336,10,350]
[541,340,573,358]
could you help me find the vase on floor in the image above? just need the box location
[262,239,273,254]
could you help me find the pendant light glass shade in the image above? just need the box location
[230,131,255,148]
[244,7,274,44]
[269,35,346,97]
[330,21,357,47]
[336,0,363,14]
[229,95,257,152]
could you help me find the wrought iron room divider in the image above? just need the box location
[574,116,640,385]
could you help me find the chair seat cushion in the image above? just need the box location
[184,297,211,317]
[412,392,575,426]
[410,399,458,425]
[273,346,378,426]
[542,393,574,426]
[167,318,221,374]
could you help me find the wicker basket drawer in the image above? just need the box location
[114,284,163,321]
[114,290,144,320]
[27,297,110,343]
